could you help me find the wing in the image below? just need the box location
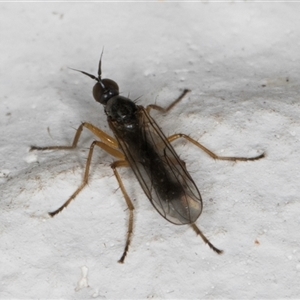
[109,106,202,225]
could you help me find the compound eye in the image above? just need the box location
[93,79,119,105]
[102,79,119,93]
[93,82,104,103]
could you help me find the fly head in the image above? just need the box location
[70,51,119,105]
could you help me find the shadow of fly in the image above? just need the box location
[30,53,264,263]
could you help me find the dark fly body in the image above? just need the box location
[31,53,264,263]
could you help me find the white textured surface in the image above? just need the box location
[1,3,300,299]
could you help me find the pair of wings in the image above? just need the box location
[109,106,203,225]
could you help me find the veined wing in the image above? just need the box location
[109,106,203,225]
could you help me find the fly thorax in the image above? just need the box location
[105,96,138,129]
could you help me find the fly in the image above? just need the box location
[30,53,264,263]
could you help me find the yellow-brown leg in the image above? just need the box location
[146,89,264,161]
[30,122,119,151]
[191,223,223,254]
[48,140,125,216]
[147,90,262,255]
[111,160,134,263]
[167,134,263,254]
[167,133,264,161]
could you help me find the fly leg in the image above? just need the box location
[111,160,134,263]
[31,122,134,262]
[30,122,118,151]
[30,123,124,216]
[146,89,191,114]
[167,134,264,254]
[191,223,223,254]
[167,133,264,161]
[49,141,125,216]
[146,89,264,161]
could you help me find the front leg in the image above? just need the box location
[146,89,191,114]
[30,122,119,151]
